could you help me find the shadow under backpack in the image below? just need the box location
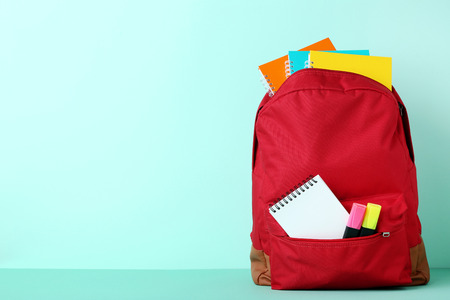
[250,68,430,289]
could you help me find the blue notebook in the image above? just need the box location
[287,50,370,77]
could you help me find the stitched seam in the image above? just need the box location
[276,69,391,96]
[259,87,397,118]
[273,231,402,248]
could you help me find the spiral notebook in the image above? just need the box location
[269,175,349,239]
[286,50,370,77]
[308,51,392,90]
[258,38,336,96]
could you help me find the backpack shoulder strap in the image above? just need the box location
[252,92,272,169]
[392,87,415,163]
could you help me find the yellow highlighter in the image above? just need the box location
[359,203,382,237]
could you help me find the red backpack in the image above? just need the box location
[250,68,430,289]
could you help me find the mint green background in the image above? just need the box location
[0,0,448,270]
[0,269,448,299]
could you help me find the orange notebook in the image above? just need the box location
[259,38,336,96]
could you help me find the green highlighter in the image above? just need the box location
[359,203,382,237]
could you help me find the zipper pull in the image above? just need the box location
[398,103,404,117]
[382,232,390,237]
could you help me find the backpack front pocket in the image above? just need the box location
[267,193,412,289]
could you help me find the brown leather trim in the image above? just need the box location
[250,245,271,286]
[408,236,430,285]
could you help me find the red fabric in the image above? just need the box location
[251,69,421,289]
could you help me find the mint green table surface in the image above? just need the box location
[0,269,447,300]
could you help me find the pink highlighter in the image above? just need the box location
[343,203,367,238]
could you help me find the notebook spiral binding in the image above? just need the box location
[259,73,274,97]
[284,59,293,78]
[304,59,313,68]
[269,175,318,213]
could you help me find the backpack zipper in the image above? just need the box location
[259,69,400,118]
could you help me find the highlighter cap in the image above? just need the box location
[361,203,382,230]
[347,203,366,229]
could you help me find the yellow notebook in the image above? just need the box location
[308,51,392,90]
